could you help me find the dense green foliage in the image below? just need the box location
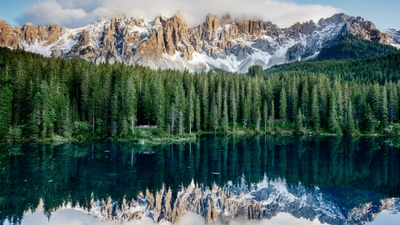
[2,47,400,140]
[316,35,399,61]
[267,52,400,83]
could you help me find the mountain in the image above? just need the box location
[0,13,396,73]
[315,34,398,61]
[29,177,400,225]
[388,28,400,49]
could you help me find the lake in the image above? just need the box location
[1,135,400,225]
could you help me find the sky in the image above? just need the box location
[0,0,398,30]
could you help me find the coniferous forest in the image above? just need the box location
[2,47,400,141]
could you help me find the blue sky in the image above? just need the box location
[0,0,398,30]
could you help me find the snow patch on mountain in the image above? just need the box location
[0,13,394,73]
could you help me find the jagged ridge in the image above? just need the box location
[29,177,400,225]
[0,13,394,73]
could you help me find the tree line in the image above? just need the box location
[2,48,400,140]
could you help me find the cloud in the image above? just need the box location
[17,0,341,28]
[17,0,87,27]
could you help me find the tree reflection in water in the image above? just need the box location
[1,136,400,224]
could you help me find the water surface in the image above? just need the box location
[1,136,400,224]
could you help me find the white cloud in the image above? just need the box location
[18,0,87,27]
[17,0,341,28]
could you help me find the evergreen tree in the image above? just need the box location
[263,100,268,133]
[300,79,309,121]
[187,83,195,134]
[194,94,201,132]
[169,103,177,135]
[255,106,261,133]
[230,84,237,132]
[216,81,222,122]
[28,92,43,139]
[279,87,287,122]
[242,82,251,129]
[154,78,165,131]
[380,86,389,129]
[268,100,275,132]
[125,75,137,135]
[289,79,298,122]
[388,86,397,122]
[111,92,118,137]
[311,85,320,132]
[222,91,229,133]
[366,104,376,133]
[295,108,304,135]
[252,79,262,126]
[344,100,355,134]
[201,78,209,130]
[210,95,219,134]
[328,93,341,134]
[178,110,184,136]
[0,86,12,139]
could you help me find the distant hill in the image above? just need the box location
[315,34,399,61]
[265,52,400,83]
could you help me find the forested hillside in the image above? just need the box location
[267,52,400,83]
[2,47,400,141]
[316,34,399,61]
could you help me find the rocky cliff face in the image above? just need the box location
[29,178,398,225]
[0,13,395,73]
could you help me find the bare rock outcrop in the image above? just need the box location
[0,13,395,73]
[0,20,20,48]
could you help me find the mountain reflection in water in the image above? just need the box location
[1,136,400,225]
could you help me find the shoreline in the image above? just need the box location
[1,130,396,144]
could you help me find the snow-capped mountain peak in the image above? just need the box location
[0,13,394,73]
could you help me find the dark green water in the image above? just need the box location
[1,136,400,225]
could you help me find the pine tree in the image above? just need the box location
[295,108,304,135]
[333,79,344,126]
[328,93,341,134]
[300,79,309,121]
[28,92,43,139]
[195,94,201,132]
[210,95,219,134]
[170,103,177,135]
[0,86,12,139]
[201,78,209,130]
[111,91,118,137]
[345,100,355,134]
[126,75,137,135]
[252,79,262,126]
[216,81,222,122]
[263,100,268,133]
[154,78,165,130]
[366,104,376,133]
[380,86,389,129]
[222,91,229,133]
[388,86,397,122]
[311,85,320,132]
[187,83,195,134]
[242,82,251,129]
[178,110,184,136]
[279,87,287,122]
[289,78,298,122]
[268,100,275,132]
[230,84,237,132]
